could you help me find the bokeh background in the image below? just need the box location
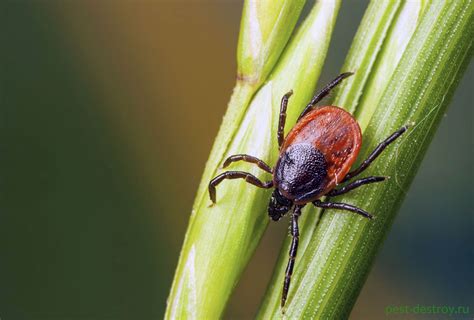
[1,1,472,319]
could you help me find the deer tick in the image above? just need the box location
[208,72,407,309]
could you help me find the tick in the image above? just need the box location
[208,72,407,309]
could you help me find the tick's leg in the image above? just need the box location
[208,171,273,203]
[313,200,373,219]
[328,176,385,197]
[343,126,408,182]
[222,154,272,173]
[278,91,293,149]
[281,205,303,309]
[298,72,354,121]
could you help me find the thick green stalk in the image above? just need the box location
[333,0,402,114]
[165,1,341,318]
[258,1,473,319]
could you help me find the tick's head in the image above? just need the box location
[268,189,293,221]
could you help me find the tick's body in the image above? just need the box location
[208,73,407,309]
[275,106,361,204]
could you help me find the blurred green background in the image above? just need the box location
[1,1,472,319]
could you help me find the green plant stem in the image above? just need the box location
[257,1,473,319]
[165,1,342,318]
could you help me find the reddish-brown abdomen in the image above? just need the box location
[280,106,362,199]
